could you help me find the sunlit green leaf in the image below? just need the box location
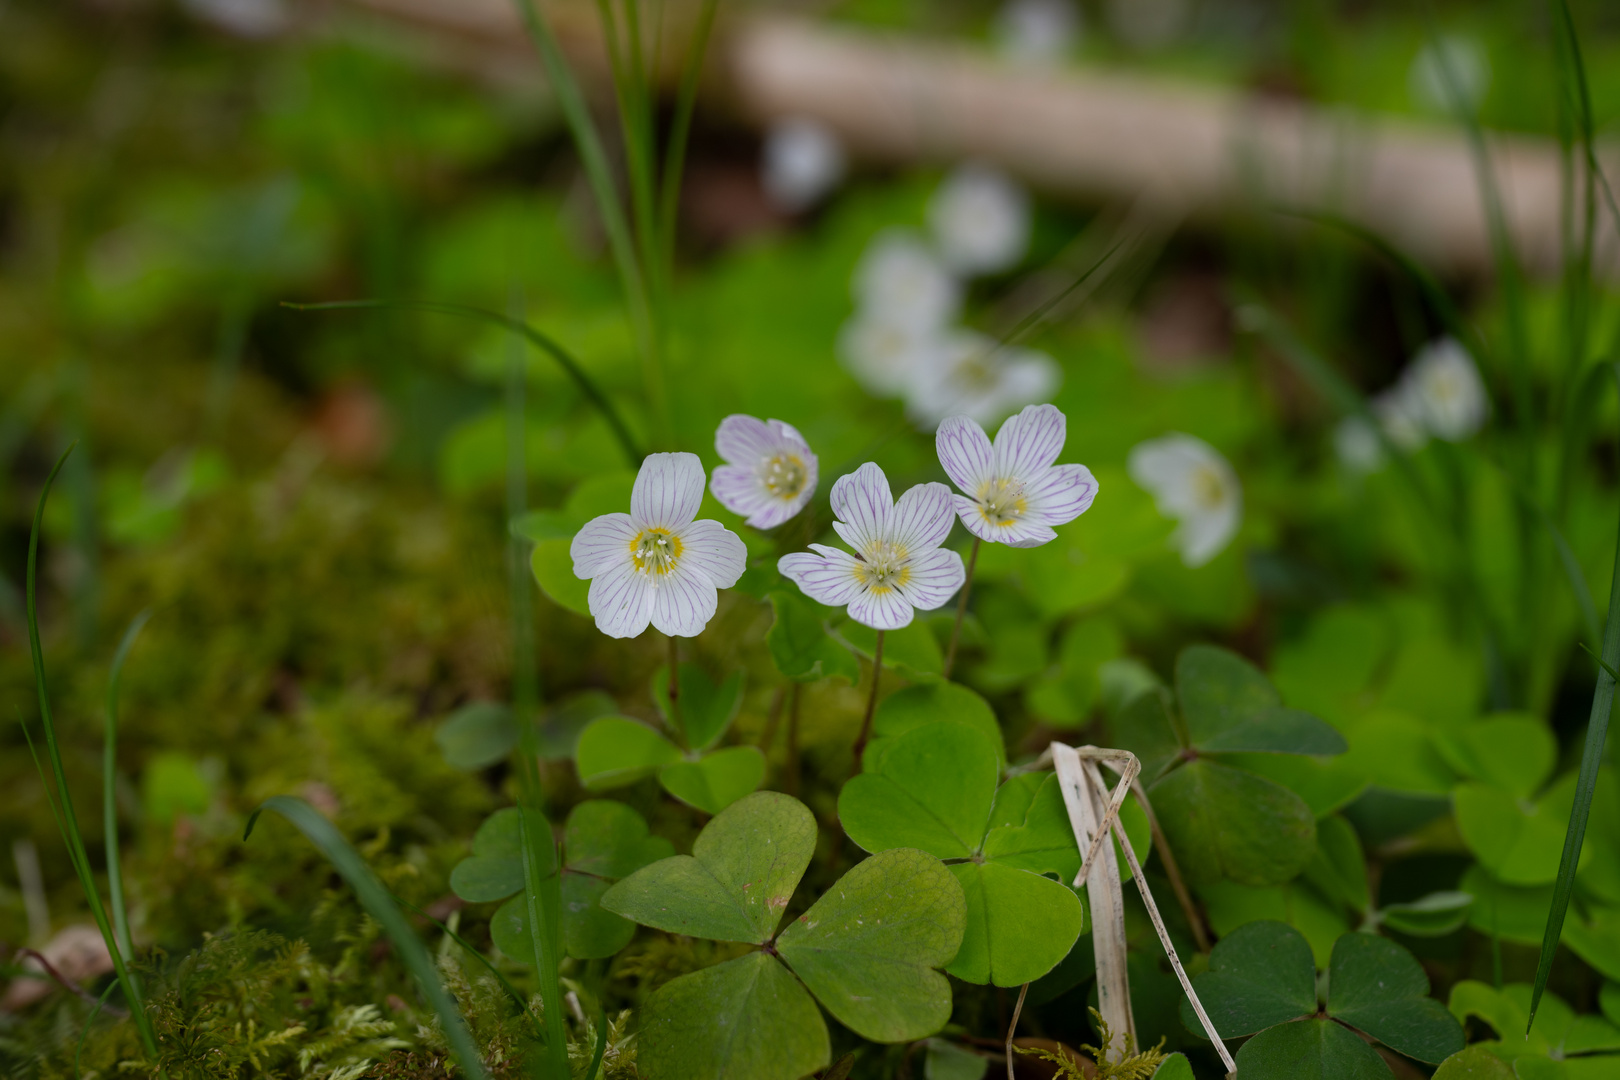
[864,680,1005,772]
[840,722,1000,860]
[574,716,682,790]
[766,590,860,684]
[653,664,744,751]
[658,746,767,815]
[944,861,1084,987]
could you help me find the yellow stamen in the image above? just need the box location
[975,476,1028,528]
[762,454,808,500]
[850,540,912,594]
[1191,466,1226,511]
[629,527,683,575]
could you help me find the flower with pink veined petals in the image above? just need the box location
[935,403,1098,548]
[709,415,819,530]
[571,453,747,639]
[777,462,965,630]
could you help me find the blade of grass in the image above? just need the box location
[23,446,159,1060]
[282,299,642,467]
[656,0,720,276]
[244,797,488,1077]
[74,978,121,1080]
[1527,361,1620,1030]
[104,609,152,965]
[505,285,572,1080]
[509,0,666,445]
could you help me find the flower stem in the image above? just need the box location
[666,633,685,746]
[786,682,803,797]
[850,631,886,774]
[943,538,981,679]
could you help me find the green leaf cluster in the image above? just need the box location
[1185,921,1464,1077]
[600,792,966,1080]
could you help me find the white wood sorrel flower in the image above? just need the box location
[571,453,747,639]
[936,403,1099,547]
[709,415,819,529]
[1128,433,1241,568]
[928,162,1031,277]
[778,462,965,630]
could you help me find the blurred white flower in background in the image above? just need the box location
[761,117,847,214]
[1333,415,1385,474]
[851,229,962,330]
[994,0,1082,68]
[1373,386,1429,452]
[1410,35,1491,116]
[180,0,287,38]
[838,317,946,398]
[929,163,1032,277]
[1404,336,1488,441]
[1128,433,1242,567]
[907,331,1060,428]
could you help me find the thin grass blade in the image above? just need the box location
[283,299,642,466]
[395,894,542,1042]
[24,446,159,1058]
[1528,363,1620,1029]
[244,796,489,1078]
[657,0,720,274]
[104,609,152,964]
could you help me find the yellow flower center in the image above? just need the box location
[1191,465,1226,511]
[629,527,683,575]
[975,476,1027,528]
[762,454,807,500]
[851,541,911,594]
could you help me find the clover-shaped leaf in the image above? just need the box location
[450,801,671,961]
[863,680,1006,773]
[1152,759,1316,886]
[602,792,966,1080]
[765,589,859,685]
[839,722,1106,986]
[573,713,765,815]
[652,663,744,752]
[1455,772,1584,886]
[1185,922,1464,1070]
[1447,981,1620,1068]
[1176,645,1347,755]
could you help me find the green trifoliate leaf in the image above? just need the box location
[1197,879,1348,968]
[636,951,830,1080]
[1233,1017,1394,1080]
[1431,1047,1515,1079]
[449,807,554,903]
[839,722,1000,860]
[435,702,518,770]
[982,773,1149,883]
[1180,920,1316,1038]
[1151,1054,1194,1080]
[1223,752,1368,818]
[652,664,744,751]
[1151,758,1316,886]
[564,799,674,879]
[574,716,681,790]
[765,590,859,685]
[945,861,1085,987]
[1434,713,1556,798]
[1455,776,1584,886]
[1327,932,1464,1064]
[658,746,766,814]
[776,847,965,1042]
[863,680,1005,772]
[1196,707,1347,755]
[1459,866,1550,944]
[601,791,816,945]
[1176,644,1280,743]
[1107,687,1183,781]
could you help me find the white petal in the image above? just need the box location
[1127,435,1212,511]
[888,482,955,552]
[1408,337,1488,441]
[897,547,965,610]
[1024,463,1098,529]
[848,586,915,631]
[675,518,747,589]
[830,462,893,553]
[929,162,1031,276]
[936,415,994,494]
[587,560,654,639]
[649,566,720,638]
[1178,501,1241,568]
[766,419,813,456]
[631,452,705,528]
[990,403,1066,482]
[715,415,777,464]
[710,463,775,520]
[570,513,636,578]
[852,229,961,330]
[743,492,805,531]
[779,546,863,608]
[981,516,1059,548]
